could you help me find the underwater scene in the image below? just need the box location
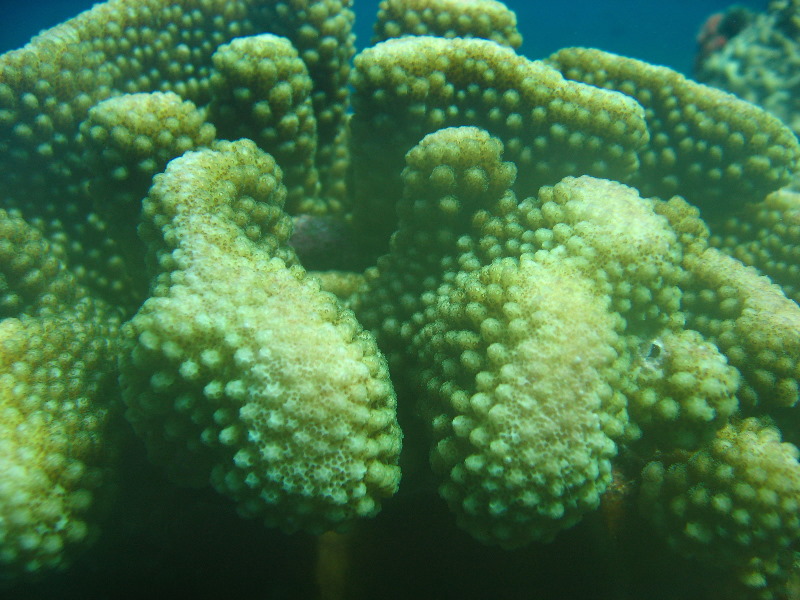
[4,0,800,598]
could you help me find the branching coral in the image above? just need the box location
[2,0,800,598]
[0,0,355,310]
[208,34,323,214]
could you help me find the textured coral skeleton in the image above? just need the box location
[2,0,800,598]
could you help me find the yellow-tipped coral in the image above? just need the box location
[5,0,800,596]
[350,36,648,249]
[683,248,800,408]
[549,47,800,212]
[208,34,322,214]
[359,127,630,546]
[372,0,523,48]
[120,139,402,533]
[0,209,122,578]
[641,418,800,599]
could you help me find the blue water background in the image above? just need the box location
[1,0,767,74]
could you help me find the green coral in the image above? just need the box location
[549,47,800,212]
[424,254,621,547]
[354,121,799,591]
[683,248,800,409]
[0,209,122,578]
[0,0,355,310]
[372,0,523,48]
[3,0,800,597]
[626,329,740,450]
[350,36,648,250]
[208,34,322,214]
[641,418,800,598]
[359,127,627,547]
[120,139,402,533]
[712,187,800,304]
[79,92,216,216]
[356,125,748,546]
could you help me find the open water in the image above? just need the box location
[1,0,767,73]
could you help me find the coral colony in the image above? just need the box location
[2,0,800,598]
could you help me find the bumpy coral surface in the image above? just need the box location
[0,209,122,580]
[360,127,627,547]
[350,35,649,250]
[372,0,523,48]
[642,418,800,596]
[120,139,402,533]
[2,0,800,598]
[550,46,799,212]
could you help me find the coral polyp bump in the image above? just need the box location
[2,0,800,598]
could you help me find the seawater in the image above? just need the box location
[1,0,767,74]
